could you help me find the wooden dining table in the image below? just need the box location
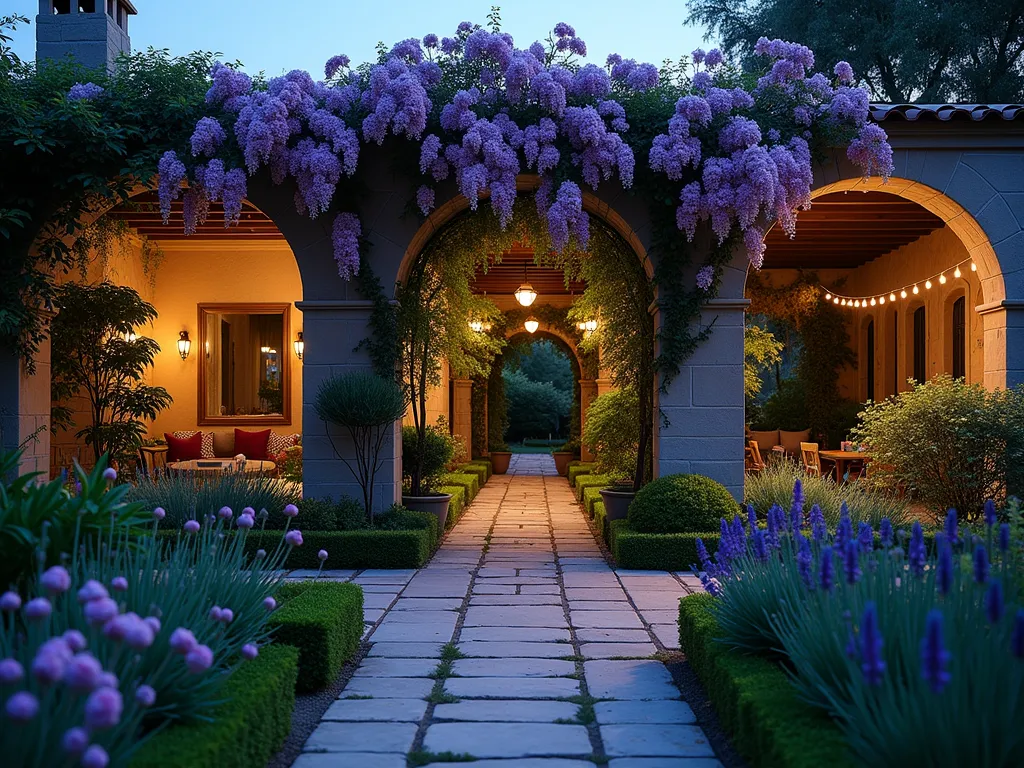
[819,450,870,481]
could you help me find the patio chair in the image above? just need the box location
[800,442,834,479]
[746,440,766,473]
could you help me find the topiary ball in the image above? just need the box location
[627,474,739,533]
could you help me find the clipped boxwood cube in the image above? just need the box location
[609,519,721,571]
[271,582,364,692]
[583,486,604,516]
[460,462,490,484]
[574,474,609,502]
[568,462,595,487]
[444,472,480,502]
[439,484,467,528]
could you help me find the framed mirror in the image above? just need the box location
[197,303,291,425]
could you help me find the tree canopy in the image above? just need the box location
[687,0,1024,102]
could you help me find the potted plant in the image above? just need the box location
[401,423,457,529]
[583,387,642,521]
[489,441,512,474]
[551,437,579,476]
[314,370,408,521]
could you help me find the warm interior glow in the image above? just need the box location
[177,330,191,361]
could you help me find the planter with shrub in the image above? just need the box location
[489,443,512,474]
[582,388,642,514]
[401,423,458,530]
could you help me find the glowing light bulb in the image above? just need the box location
[954,266,962,278]
[841,299,847,306]
[939,273,947,284]
[854,300,861,308]
[870,297,877,306]
[524,318,539,334]
[912,285,919,295]
[971,261,977,272]
[925,280,932,289]
[469,320,483,333]
[879,296,886,305]
[890,293,896,302]
[833,297,840,304]
[901,289,908,299]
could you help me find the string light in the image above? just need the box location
[819,257,974,308]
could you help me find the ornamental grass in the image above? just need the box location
[697,480,1024,767]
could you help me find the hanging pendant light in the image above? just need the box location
[524,318,539,334]
[514,265,537,307]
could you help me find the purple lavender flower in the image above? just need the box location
[859,602,886,685]
[77,580,109,604]
[835,506,853,551]
[5,691,39,722]
[819,546,834,592]
[0,591,20,612]
[62,727,89,756]
[745,504,758,534]
[844,539,861,584]
[879,518,893,548]
[68,82,104,101]
[909,522,927,576]
[974,544,989,584]
[1000,523,1011,552]
[752,528,769,562]
[84,687,123,730]
[242,643,259,661]
[858,522,873,554]
[41,565,71,594]
[920,609,950,693]
[984,499,997,528]
[0,658,24,685]
[185,644,214,674]
[25,597,52,621]
[184,520,201,534]
[936,536,953,595]
[765,504,784,549]
[987,579,1005,623]
[1013,610,1024,658]
[810,505,826,542]
[695,537,712,571]
[82,745,109,768]
[796,534,814,589]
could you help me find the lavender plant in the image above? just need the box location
[0,463,312,767]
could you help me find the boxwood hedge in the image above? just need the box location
[443,472,480,502]
[568,462,595,487]
[439,485,467,529]
[272,582,364,692]
[609,519,720,571]
[574,474,609,501]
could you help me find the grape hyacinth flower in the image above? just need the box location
[920,609,950,693]
[974,544,989,584]
[909,522,927,576]
[944,509,959,547]
[857,522,873,554]
[752,528,769,562]
[859,602,886,685]
[987,580,1004,624]
[819,546,834,592]
[695,537,713,573]
[746,504,757,534]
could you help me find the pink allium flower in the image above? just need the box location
[103,614,130,642]
[184,520,201,534]
[110,576,129,593]
[285,530,304,547]
[241,643,259,660]
[41,565,72,594]
[318,549,329,562]
[209,605,223,622]
[135,684,156,707]
[124,616,156,651]
[99,672,118,689]
[102,468,117,482]
[185,644,214,674]
[218,506,233,520]
[63,630,87,652]
[144,616,162,634]
[84,597,119,626]
[169,627,198,655]
[256,548,267,559]
[237,513,255,529]
[84,687,123,730]
[220,608,234,624]
[62,727,89,756]
[77,580,109,603]
[0,658,24,685]
[82,744,110,768]
[242,506,255,516]
[153,507,166,520]
[32,640,70,684]
[284,503,299,518]
[263,596,277,611]
[65,653,103,692]
[5,691,39,722]
[25,597,52,621]
[0,591,21,611]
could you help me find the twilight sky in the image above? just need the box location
[8,1,714,77]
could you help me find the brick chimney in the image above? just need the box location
[35,0,136,73]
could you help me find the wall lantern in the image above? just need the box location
[293,331,304,360]
[514,266,538,307]
[177,330,191,361]
[524,318,539,334]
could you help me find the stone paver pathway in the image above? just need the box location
[294,468,716,768]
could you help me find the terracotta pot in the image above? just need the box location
[599,487,636,522]
[490,452,512,474]
[402,492,452,533]
[552,451,573,476]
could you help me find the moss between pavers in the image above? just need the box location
[272,581,363,692]
[443,472,480,502]
[609,519,720,571]
[574,474,609,502]
[568,462,595,488]
[678,594,854,768]
[131,644,298,768]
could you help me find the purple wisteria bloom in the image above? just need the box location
[696,265,714,292]
[332,212,361,279]
[834,60,855,84]
[68,82,104,101]
[920,609,950,693]
[859,602,885,685]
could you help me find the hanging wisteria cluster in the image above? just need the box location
[153,20,891,282]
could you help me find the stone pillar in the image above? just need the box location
[0,323,53,479]
[451,378,473,463]
[296,300,401,511]
[596,376,615,397]
[653,297,748,500]
[578,378,598,462]
[978,300,1024,390]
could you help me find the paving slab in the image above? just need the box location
[423,761,596,768]
[576,628,652,643]
[303,721,416,752]
[294,754,406,768]
[581,642,658,659]
[452,658,576,677]
[601,724,716,757]
[340,677,434,699]
[368,623,455,642]
[595,700,697,724]
[433,699,578,722]
[584,660,680,701]
[570,611,645,629]
[458,641,574,658]
[608,760,723,768]
[444,676,580,699]
[460,626,572,643]
[351,657,437,677]
[321,697,428,722]
[423,722,592,758]
[367,642,443,658]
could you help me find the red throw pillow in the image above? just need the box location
[234,429,271,460]
[164,432,203,462]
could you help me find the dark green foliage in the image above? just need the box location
[471,376,489,458]
[457,463,488,486]
[439,485,467,528]
[443,472,480,502]
[130,645,298,768]
[271,582,363,692]
[402,424,458,494]
[487,355,509,451]
[503,368,571,442]
[127,472,301,530]
[687,0,1024,103]
[568,462,595,487]
[751,378,808,431]
[677,594,854,768]
[583,486,604,516]
[515,339,575,393]
[610,520,720,570]
[50,281,172,466]
[593,501,610,543]
[582,388,641,484]
[295,496,368,531]
[627,474,739,533]
[574,474,610,501]
[463,460,492,481]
